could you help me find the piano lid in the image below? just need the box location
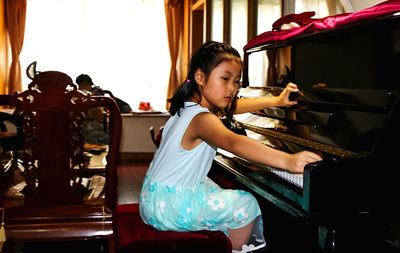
[236,87,400,157]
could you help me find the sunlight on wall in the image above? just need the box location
[21,0,170,111]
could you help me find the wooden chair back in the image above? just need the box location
[0,71,122,252]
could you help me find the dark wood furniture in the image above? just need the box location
[0,111,24,199]
[0,71,122,253]
[0,111,23,155]
[148,125,163,148]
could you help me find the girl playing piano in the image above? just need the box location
[139,41,322,252]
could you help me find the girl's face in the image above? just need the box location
[198,59,242,110]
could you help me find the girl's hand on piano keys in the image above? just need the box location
[287,150,323,173]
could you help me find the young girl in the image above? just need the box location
[139,41,322,252]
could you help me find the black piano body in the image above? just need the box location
[209,12,400,253]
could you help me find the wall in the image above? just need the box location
[119,113,169,161]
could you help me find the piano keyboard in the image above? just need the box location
[217,148,304,188]
[267,167,303,188]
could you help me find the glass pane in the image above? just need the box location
[257,0,281,35]
[230,0,247,58]
[211,0,223,42]
[294,0,330,18]
[21,0,170,112]
[247,0,282,87]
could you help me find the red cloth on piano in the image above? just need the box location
[272,11,317,30]
[244,0,400,51]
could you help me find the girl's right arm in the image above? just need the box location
[190,112,322,173]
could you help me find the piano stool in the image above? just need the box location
[114,203,232,253]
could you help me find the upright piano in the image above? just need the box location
[210,10,400,253]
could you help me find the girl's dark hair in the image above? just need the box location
[167,41,242,118]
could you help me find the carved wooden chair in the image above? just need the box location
[0,111,24,197]
[0,111,23,154]
[148,125,164,148]
[0,71,122,253]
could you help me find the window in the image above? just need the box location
[257,0,282,35]
[211,0,223,42]
[21,0,170,111]
[284,0,336,17]
[229,0,247,59]
[293,0,331,17]
[245,0,336,87]
[247,0,282,87]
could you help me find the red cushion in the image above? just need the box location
[115,203,232,253]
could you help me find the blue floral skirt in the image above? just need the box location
[139,176,266,250]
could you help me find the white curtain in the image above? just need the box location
[284,0,344,17]
[210,0,223,42]
[21,0,170,111]
[230,0,247,59]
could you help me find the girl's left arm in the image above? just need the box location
[234,82,299,114]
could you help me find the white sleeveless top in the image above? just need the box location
[145,102,217,187]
